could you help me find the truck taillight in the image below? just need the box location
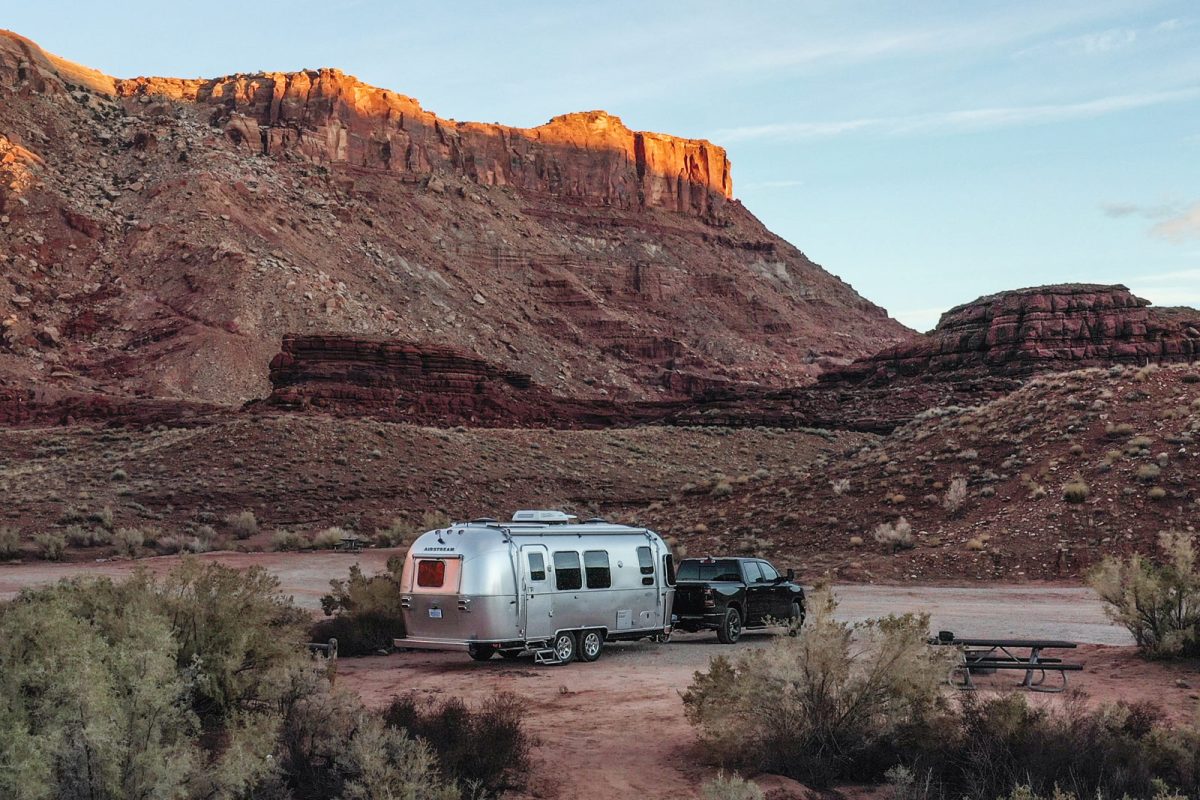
[703,587,715,608]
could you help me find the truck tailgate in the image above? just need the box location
[673,583,709,614]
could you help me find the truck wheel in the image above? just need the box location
[467,644,495,661]
[550,631,577,664]
[716,608,742,644]
[578,630,604,662]
[788,601,805,636]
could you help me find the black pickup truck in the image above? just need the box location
[673,557,805,643]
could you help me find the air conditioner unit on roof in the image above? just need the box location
[511,510,578,523]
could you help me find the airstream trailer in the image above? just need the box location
[396,511,676,664]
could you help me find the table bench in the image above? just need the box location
[931,634,1083,693]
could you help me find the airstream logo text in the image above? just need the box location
[422,547,456,553]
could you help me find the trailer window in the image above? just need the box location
[553,551,582,591]
[584,550,611,589]
[416,559,446,588]
[527,552,546,582]
[663,554,676,587]
[637,546,654,585]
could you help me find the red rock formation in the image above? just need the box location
[829,285,1200,384]
[114,70,731,218]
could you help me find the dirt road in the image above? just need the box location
[0,549,1131,644]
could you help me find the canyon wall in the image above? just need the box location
[114,71,731,218]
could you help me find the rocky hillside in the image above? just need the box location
[650,363,1200,581]
[0,30,907,414]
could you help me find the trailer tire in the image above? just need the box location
[550,631,577,665]
[578,630,604,662]
[467,644,495,661]
[716,607,742,644]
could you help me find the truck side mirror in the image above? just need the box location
[786,568,795,582]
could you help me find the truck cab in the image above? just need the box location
[672,557,804,643]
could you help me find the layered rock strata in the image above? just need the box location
[829,285,1199,384]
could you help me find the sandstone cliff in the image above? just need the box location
[0,29,908,410]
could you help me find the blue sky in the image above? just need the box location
[8,1,1200,330]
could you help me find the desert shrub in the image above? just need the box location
[110,467,127,481]
[943,476,968,516]
[711,479,734,497]
[1149,487,1167,501]
[382,691,534,795]
[88,506,114,529]
[224,510,259,539]
[34,531,66,561]
[156,533,187,555]
[1182,373,1200,384]
[276,674,456,800]
[1062,479,1090,504]
[701,772,765,800]
[65,524,111,547]
[0,527,20,558]
[1136,463,1162,483]
[966,537,986,551]
[113,526,144,557]
[682,586,953,786]
[374,511,449,547]
[0,564,454,800]
[314,563,406,655]
[831,478,851,496]
[1106,423,1135,438]
[873,517,914,552]
[272,529,309,551]
[312,526,346,550]
[849,535,864,547]
[1089,531,1200,658]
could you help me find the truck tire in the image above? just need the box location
[550,631,577,664]
[716,607,742,644]
[467,644,495,661]
[578,630,604,662]
[789,601,805,636]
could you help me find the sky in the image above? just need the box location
[7,1,1200,331]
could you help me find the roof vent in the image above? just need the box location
[511,509,577,524]
[583,517,608,524]
[469,517,498,524]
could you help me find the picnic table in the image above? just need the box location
[338,535,364,553]
[931,633,1082,693]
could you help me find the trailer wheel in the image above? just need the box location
[550,631,577,664]
[467,644,495,661]
[716,607,742,644]
[578,630,604,662]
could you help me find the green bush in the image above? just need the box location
[312,526,346,550]
[1089,531,1200,658]
[0,527,20,559]
[382,692,534,795]
[1063,479,1090,503]
[0,563,459,800]
[113,527,144,557]
[34,532,65,561]
[224,510,259,539]
[314,562,406,655]
[271,529,308,551]
[682,586,954,786]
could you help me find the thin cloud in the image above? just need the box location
[1015,27,1137,58]
[1101,201,1176,219]
[713,87,1200,142]
[1150,202,1200,242]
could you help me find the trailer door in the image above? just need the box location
[520,545,554,641]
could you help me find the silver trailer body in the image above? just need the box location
[397,514,675,658]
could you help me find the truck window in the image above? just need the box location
[663,554,676,586]
[637,546,654,585]
[416,559,446,588]
[759,561,779,581]
[677,559,741,582]
[527,552,546,581]
[742,562,764,583]
[553,551,582,591]
[584,550,611,589]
